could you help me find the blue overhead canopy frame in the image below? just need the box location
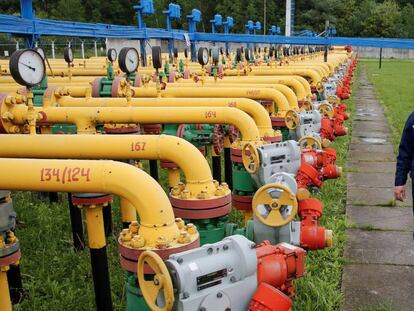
[7,0,414,52]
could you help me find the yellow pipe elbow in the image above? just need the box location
[0,134,218,199]
[0,158,187,247]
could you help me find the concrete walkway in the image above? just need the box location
[341,67,414,311]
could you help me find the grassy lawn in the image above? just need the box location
[363,59,414,147]
[9,72,358,310]
[294,67,359,311]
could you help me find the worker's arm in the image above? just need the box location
[394,112,414,201]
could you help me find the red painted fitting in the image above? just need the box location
[296,162,323,189]
[321,164,342,179]
[334,121,348,137]
[320,118,336,141]
[298,199,332,250]
[249,283,293,311]
[255,240,305,297]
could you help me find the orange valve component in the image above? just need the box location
[252,183,298,227]
[255,240,305,297]
[298,198,333,250]
[137,251,174,311]
[242,142,260,174]
[249,283,292,311]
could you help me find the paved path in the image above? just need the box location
[341,66,414,311]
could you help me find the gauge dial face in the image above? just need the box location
[64,47,73,63]
[202,49,208,64]
[36,48,45,60]
[108,48,117,62]
[10,49,46,87]
[119,48,139,73]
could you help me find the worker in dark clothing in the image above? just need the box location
[394,112,414,216]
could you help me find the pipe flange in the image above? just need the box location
[71,193,113,206]
[142,124,162,134]
[0,249,21,268]
[118,232,200,273]
[232,194,253,211]
[270,116,286,127]
[170,193,232,219]
[160,160,178,169]
[91,77,103,97]
[104,124,140,134]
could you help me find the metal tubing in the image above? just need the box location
[85,206,112,311]
[149,160,159,181]
[212,155,222,183]
[68,192,85,251]
[224,148,232,190]
[7,264,23,304]
[103,204,113,237]
[0,269,12,311]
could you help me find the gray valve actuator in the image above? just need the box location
[166,235,258,311]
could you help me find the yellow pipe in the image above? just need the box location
[0,134,217,195]
[85,206,106,249]
[120,199,137,224]
[0,158,184,247]
[161,83,298,110]
[0,268,11,311]
[168,168,181,188]
[50,90,277,132]
[40,106,261,142]
[175,76,312,99]
[126,86,291,117]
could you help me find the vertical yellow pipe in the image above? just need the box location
[0,268,12,311]
[120,199,137,224]
[84,207,106,249]
[168,168,181,188]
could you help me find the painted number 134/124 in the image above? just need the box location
[40,167,91,184]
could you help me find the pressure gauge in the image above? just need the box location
[119,47,139,74]
[9,49,46,87]
[35,47,45,60]
[152,46,162,69]
[107,48,117,62]
[197,47,209,66]
[63,47,73,63]
[212,47,219,64]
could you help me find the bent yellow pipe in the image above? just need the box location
[0,134,216,195]
[0,158,184,247]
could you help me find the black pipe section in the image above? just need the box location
[68,193,85,251]
[102,204,113,237]
[224,148,233,190]
[149,160,159,181]
[7,264,24,304]
[48,192,59,203]
[90,247,113,311]
[212,155,222,183]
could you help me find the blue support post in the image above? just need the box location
[210,14,223,35]
[245,20,254,48]
[163,3,181,62]
[223,16,233,52]
[20,0,34,47]
[187,9,201,62]
[133,0,155,67]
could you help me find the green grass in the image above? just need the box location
[363,59,414,149]
[293,67,359,311]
